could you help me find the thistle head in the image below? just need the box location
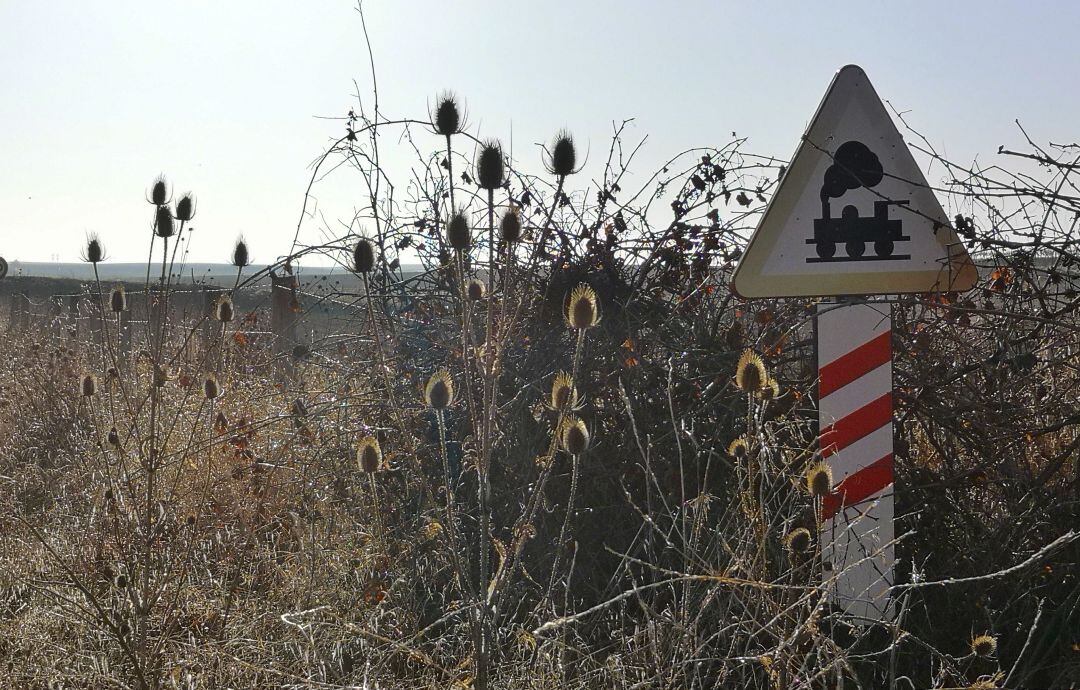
[80,373,97,398]
[109,285,127,313]
[356,435,382,473]
[232,237,250,268]
[149,175,170,206]
[424,370,454,410]
[550,371,577,412]
[447,211,471,251]
[971,634,997,657]
[154,205,175,238]
[500,207,522,243]
[565,284,600,330]
[475,139,505,191]
[466,278,486,301]
[806,461,833,498]
[545,130,579,177]
[175,193,196,222]
[784,527,812,555]
[735,349,768,393]
[82,234,105,264]
[353,238,376,273]
[727,437,749,460]
[203,374,221,400]
[561,415,590,455]
[214,295,234,323]
[431,91,465,137]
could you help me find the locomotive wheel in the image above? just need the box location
[874,240,894,257]
[816,241,836,259]
[846,241,866,258]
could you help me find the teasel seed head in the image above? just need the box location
[107,426,120,447]
[727,436,749,459]
[214,295,234,323]
[806,461,833,497]
[546,129,579,177]
[114,573,128,589]
[561,416,590,455]
[175,193,196,222]
[475,139,505,191]
[83,234,105,264]
[356,435,382,473]
[466,278,486,301]
[500,207,522,243]
[735,349,768,393]
[424,370,454,410]
[154,205,175,238]
[550,371,577,412]
[447,211,471,251]
[80,373,97,397]
[232,236,250,268]
[785,527,812,555]
[432,91,464,137]
[203,374,221,400]
[566,284,600,330]
[109,285,127,313]
[759,376,781,401]
[149,175,170,206]
[971,634,996,657]
[353,238,376,273]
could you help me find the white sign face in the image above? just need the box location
[733,65,977,298]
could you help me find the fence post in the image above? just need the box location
[271,270,301,376]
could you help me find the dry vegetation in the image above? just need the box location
[0,88,1078,690]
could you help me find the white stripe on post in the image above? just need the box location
[817,300,895,622]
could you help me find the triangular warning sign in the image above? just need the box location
[733,65,977,298]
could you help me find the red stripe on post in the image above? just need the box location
[819,330,892,398]
[820,393,892,458]
[821,453,894,520]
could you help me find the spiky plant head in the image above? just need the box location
[154,205,175,238]
[357,435,382,473]
[214,295,234,323]
[475,139,505,191]
[424,370,454,410]
[203,374,221,400]
[561,415,590,455]
[806,461,833,497]
[447,211,471,250]
[80,373,96,397]
[232,236,250,268]
[109,285,127,313]
[785,527,812,555]
[500,207,522,243]
[149,175,170,205]
[432,91,464,137]
[759,376,781,401]
[971,634,997,657]
[353,238,375,273]
[566,284,600,330]
[546,129,578,177]
[735,349,768,393]
[82,234,105,264]
[466,278,486,301]
[550,371,577,411]
[727,436,749,459]
[175,193,196,222]
[107,426,120,447]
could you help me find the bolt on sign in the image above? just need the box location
[733,65,977,621]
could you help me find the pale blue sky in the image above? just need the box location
[1,1,1077,264]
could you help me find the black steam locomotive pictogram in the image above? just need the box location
[805,140,911,263]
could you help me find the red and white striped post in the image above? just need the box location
[816,300,895,621]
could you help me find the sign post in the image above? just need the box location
[732,65,976,621]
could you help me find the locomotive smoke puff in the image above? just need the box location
[820,140,884,203]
